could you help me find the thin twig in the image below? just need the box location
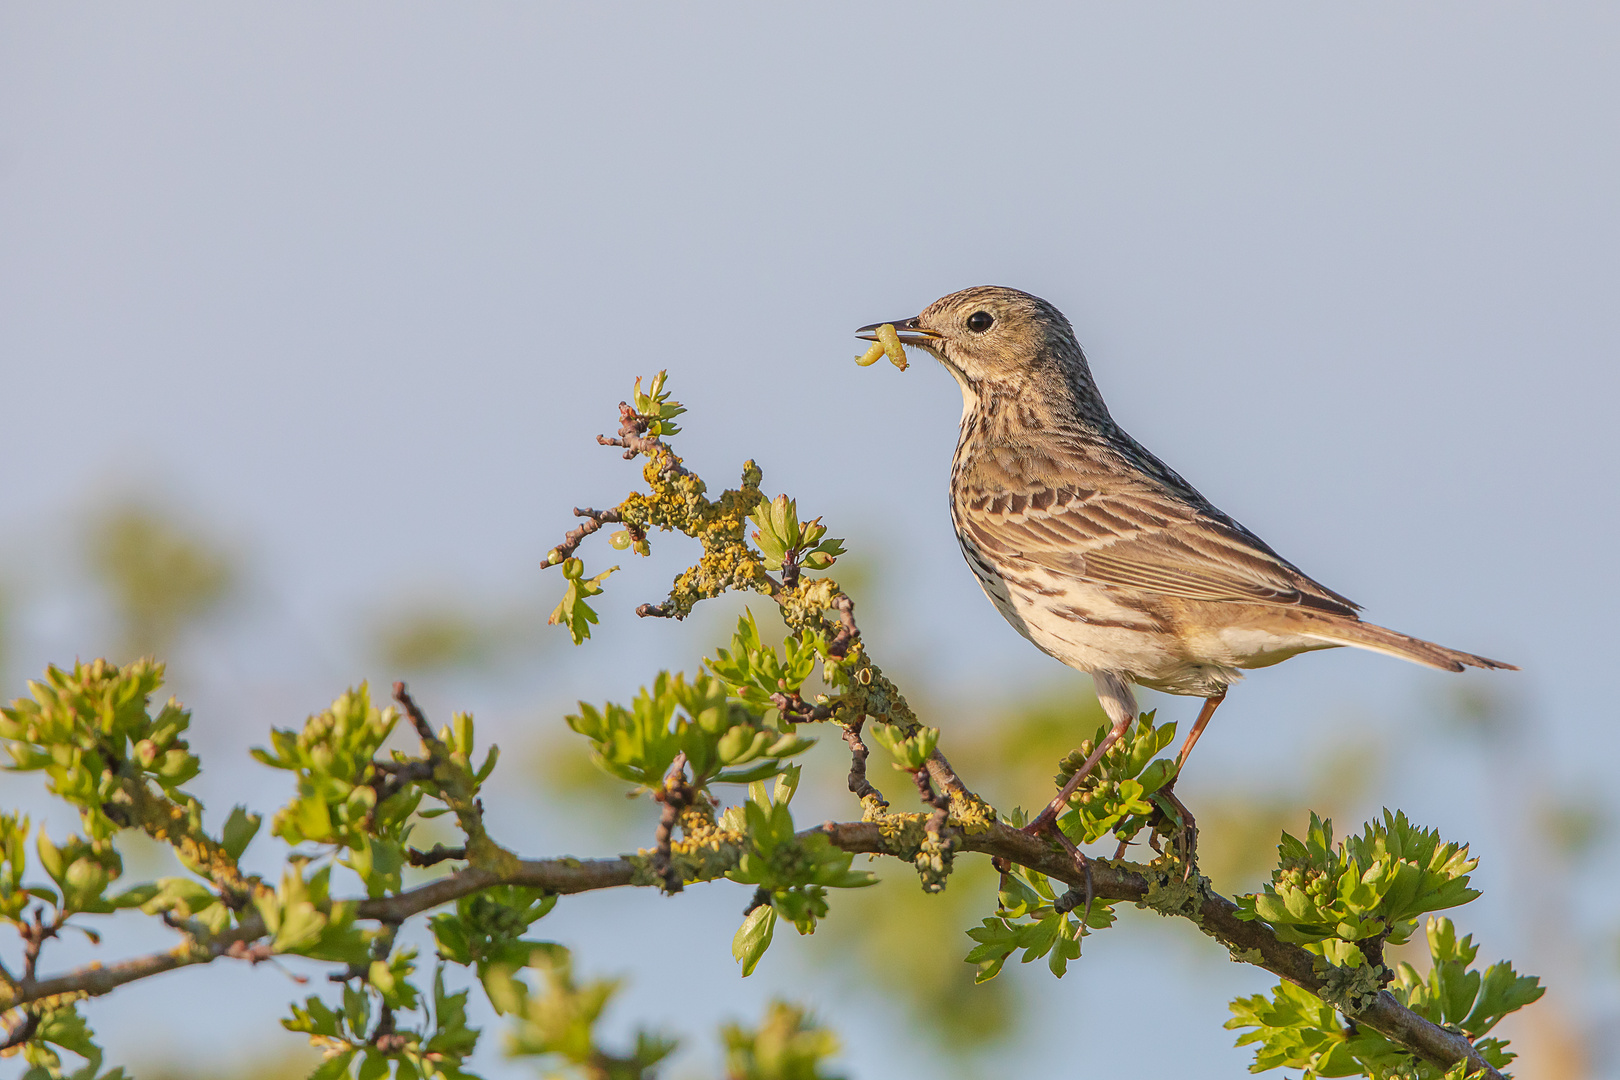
[406,844,467,868]
[544,507,626,567]
[826,593,859,658]
[650,752,691,894]
[912,769,951,847]
[391,682,441,752]
[839,717,886,807]
[598,402,690,476]
[1,1009,39,1052]
[923,749,975,807]
[366,759,435,823]
[769,691,832,725]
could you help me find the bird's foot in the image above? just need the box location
[1022,783,1078,838]
[1154,783,1199,881]
[1021,809,1091,880]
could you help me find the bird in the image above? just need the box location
[856,286,1515,843]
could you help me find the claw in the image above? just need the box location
[1156,783,1199,881]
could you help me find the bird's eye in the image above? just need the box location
[966,311,994,332]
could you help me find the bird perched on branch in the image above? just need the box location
[857,286,1514,843]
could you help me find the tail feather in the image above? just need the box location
[1300,619,1517,673]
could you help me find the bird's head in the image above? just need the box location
[858,285,1097,410]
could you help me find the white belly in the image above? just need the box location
[964,550,1331,696]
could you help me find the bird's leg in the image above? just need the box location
[1173,689,1226,775]
[1024,672,1139,840]
[1155,690,1225,880]
[1024,713,1131,836]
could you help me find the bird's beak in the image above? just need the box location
[856,317,942,345]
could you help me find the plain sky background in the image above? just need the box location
[3,5,1618,1078]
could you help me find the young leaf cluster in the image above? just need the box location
[1,659,199,842]
[869,723,940,773]
[430,886,559,981]
[285,962,480,1080]
[749,495,846,575]
[252,686,419,898]
[630,369,686,438]
[1237,811,1481,969]
[705,612,822,713]
[1053,710,1179,847]
[566,671,813,790]
[964,864,1117,983]
[726,772,875,977]
[485,945,677,1080]
[254,861,370,964]
[26,821,130,918]
[1228,917,1543,1078]
[7,999,128,1080]
[720,1000,845,1080]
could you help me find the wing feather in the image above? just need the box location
[965,473,1360,617]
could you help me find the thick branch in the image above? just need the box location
[1,824,1500,1077]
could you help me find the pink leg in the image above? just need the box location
[1174,689,1227,774]
[1025,672,1139,836]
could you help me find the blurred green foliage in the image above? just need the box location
[721,1001,844,1080]
[84,502,237,660]
[133,1050,320,1080]
[371,601,548,673]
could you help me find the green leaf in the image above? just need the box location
[733,904,776,977]
[221,805,262,862]
[547,559,618,645]
[309,1050,358,1080]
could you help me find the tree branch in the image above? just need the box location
[0,822,1501,1078]
[544,507,625,567]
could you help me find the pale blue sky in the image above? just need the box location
[2,5,1617,1077]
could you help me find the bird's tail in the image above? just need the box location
[1299,619,1517,673]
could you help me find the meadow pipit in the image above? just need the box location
[858,286,1514,844]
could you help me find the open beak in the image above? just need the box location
[856,317,942,345]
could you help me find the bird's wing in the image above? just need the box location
[957,467,1360,616]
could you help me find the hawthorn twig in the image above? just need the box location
[1,1009,39,1052]
[366,759,435,825]
[769,691,832,725]
[391,682,500,859]
[839,717,886,807]
[912,770,951,847]
[650,752,691,894]
[826,593,859,659]
[223,939,274,964]
[407,844,467,867]
[392,683,441,751]
[598,402,689,477]
[545,507,626,567]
